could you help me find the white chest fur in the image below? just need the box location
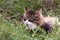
[23,20,37,30]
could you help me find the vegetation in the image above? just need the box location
[0,0,60,40]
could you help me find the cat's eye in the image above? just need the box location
[24,19,26,21]
[28,20,33,22]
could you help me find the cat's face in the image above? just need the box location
[23,7,43,25]
[22,7,44,30]
[22,11,36,29]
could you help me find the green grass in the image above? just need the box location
[0,17,60,40]
[0,0,60,40]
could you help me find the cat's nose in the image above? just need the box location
[26,22,28,26]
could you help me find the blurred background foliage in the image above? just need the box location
[0,0,60,16]
[0,0,60,40]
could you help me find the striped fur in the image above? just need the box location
[23,8,53,34]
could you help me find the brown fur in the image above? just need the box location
[23,7,53,34]
[23,7,44,25]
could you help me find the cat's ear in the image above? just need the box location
[39,9,42,15]
[23,7,30,19]
[34,8,44,19]
[34,8,42,14]
[24,7,30,13]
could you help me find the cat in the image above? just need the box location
[23,7,53,34]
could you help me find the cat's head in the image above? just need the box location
[23,7,43,24]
